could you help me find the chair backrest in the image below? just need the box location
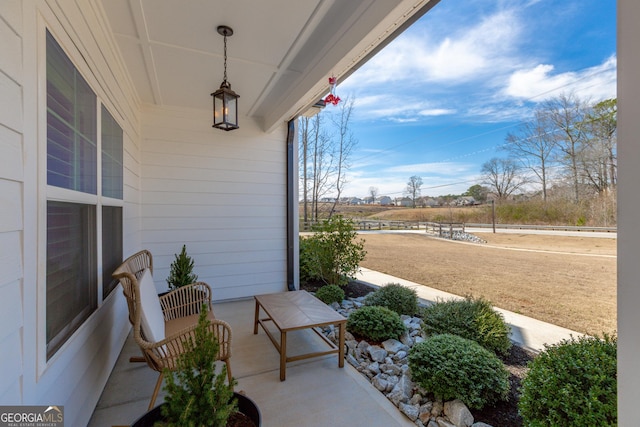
[112,250,153,326]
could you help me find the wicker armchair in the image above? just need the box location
[113,250,232,409]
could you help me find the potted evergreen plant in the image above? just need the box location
[131,306,261,427]
[166,244,198,290]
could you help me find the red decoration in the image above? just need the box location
[324,93,341,106]
[323,76,341,106]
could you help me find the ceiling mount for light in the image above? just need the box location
[211,25,240,131]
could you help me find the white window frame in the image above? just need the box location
[38,24,124,371]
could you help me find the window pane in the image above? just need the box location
[102,206,123,298]
[101,106,123,199]
[46,202,97,359]
[46,31,97,194]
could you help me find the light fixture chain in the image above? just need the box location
[223,33,228,83]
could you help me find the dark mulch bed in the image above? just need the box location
[300,280,537,427]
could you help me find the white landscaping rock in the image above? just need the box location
[443,399,474,427]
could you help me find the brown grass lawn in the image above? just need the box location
[359,232,617,335]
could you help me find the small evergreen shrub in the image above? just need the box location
[364,283,418,316]
[518,334,617,426]
[421,297,512,356]
[408,334,510,410]
[166,244,198,290]
[315,284,345,305]
[162,306,237,426]
[347,306,406,342]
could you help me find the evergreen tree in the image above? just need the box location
[166,245,198,290]
[162,306,237,427]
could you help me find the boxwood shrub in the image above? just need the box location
[518,334,617,426]
[347,306,406,342]
[315,284,345,305]
[408,333,510,410]
[421,297,512,356]
[364,283,418,316]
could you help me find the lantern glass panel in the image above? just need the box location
[225,93,237,125]
[213,92,225,126]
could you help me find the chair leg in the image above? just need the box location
[129,355,146,363]
[149,371,164,410]
[225,359,233,390]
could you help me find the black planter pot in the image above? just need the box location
[131,392,261,427]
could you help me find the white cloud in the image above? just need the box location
[342,8,523,91]
[504,55,617,102]
[418,108,456,117]
[386,162,476,176]
[351,95,454,122]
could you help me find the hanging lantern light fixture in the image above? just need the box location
[211,25,240,131]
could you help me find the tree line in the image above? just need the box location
[299,92,617,224]
[482,93,616,203]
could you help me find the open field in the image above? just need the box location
[358,232,617,335]
[305,198,617,226]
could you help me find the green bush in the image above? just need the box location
[315,284,345,305]
[364,283,418,316]
[421,297,512,356]
[408,334,510,410]
[162,306,237,426]
[347,306,406,342]
[299,215,366,286]
[518,334,617,426]
[166,244,198,290]
[298,238,315,284]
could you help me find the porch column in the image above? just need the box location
[617,0,640,424]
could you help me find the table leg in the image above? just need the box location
[253,299,260,335]
[338,322,345,368]
[280,330,287,381]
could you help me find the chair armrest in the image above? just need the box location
[159,282,213,320]
[135,318,232,371]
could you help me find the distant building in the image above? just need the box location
[377,196,393,206]
[397,197,413,207]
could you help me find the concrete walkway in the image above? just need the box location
[357,267,581,352]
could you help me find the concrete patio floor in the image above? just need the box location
[88,297,415,427]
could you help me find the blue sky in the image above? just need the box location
[331,0,616,198]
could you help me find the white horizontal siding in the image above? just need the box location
[0,65,22,133]
[0,10,21,83]
[0,1,21,34]
[4,1,144,426]
[0,282,22,399]
[141,107,288,297]
[0,329,21,404]
[0,1,23,411]
[0,180,22,233]
[0,125,23,182]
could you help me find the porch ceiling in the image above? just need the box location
[99,0,439,132]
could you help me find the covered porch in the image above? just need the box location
[88,297,414,427]
[2,1,640,426]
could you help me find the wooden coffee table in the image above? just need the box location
[253,290,346,381]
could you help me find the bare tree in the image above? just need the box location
[504,109,558,201]
[328,97,357,217]
[581,98,617,193]
[481,158,527,200]
[405,176,423,208]
[541,93,588,203]
[299,114,334,222]
[368,186,379,204]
